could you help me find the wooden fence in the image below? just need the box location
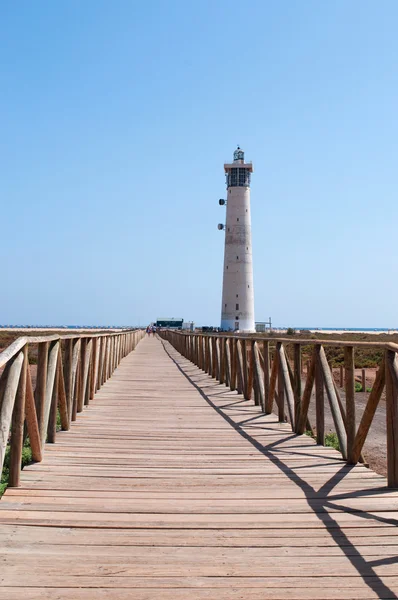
[0,329,144,488]
[161,330,398,488]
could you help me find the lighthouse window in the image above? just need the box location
[236,303,239,310]
[236,294,238,298]
[236,256,239,260]
[237,218,239,222]
[230,168,238,187]
[238,168,247,186]
[225,303,227,308]
[236,316,239,320]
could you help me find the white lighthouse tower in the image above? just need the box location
[219,147,255,332]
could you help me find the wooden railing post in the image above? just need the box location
[247,340,255,403]
[230,338,237,392]
[0,351,24,477]
[263,341,270,414]
[315,345,324,445]
[278,344,295,425]
[345,346,355,464]
[293,344,301,425]
[35,341,48,442]
[9,346,28,487]
[318,346,347,459]
[219,337,225,384]
[386,350,398,487]
[40,341,59,449]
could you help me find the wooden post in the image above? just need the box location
[263,341,270,414]
[57,352,69,431]
[242,339,249,399]
[266,349,279,415]
[211,337,217,379]
[236,340,244,395]
[0,351,24,475]
[83,339,93,406]
[230,338,237,392]
[63,339,73,422]
[25,366,42,462]
[318,346,348,459]
[278,344,295,426]
[247,340,255,402]
[9,346,28,487]
[340,364,344,388]
[345,346,355,464]
[315,345,324,445]
[293,344,301,426]
[352,358,385,463]
[40,341,59,449]
[70,339,80,419]
[47,351,60,444]
[224,338,231,387]
[34,341,48,442]
[386,350,398,487]
[296,348,316,434]
[219,337,225,384]
[362,368,366,393]
[277,343,285,422]
[253,341,265,410]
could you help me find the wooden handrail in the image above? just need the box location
[161,329,398,488]
[0,329,145,490]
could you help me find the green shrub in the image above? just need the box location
[325,432,340,451]
[286,327,296,335]
[355,382,362,392]
[0,439,33,498]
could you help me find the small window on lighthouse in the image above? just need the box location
[237,218,239,222]
[236,316,239,320]
[236,294,238,298]
[236,303,239,310]
[236,256,239,260]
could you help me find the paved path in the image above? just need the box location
[0,336,398,599]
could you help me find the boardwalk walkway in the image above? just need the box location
[1,336,398,598]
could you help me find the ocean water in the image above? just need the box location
[291,327,397,332]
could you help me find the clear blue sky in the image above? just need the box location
[2,0,397,327]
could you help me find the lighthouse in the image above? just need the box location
[219,147,255,332]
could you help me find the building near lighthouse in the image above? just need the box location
[219,147,255,332]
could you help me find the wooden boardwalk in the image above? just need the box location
[1,336,398,599]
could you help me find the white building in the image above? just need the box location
[219,147,255,332]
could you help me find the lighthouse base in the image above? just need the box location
[221,318,255,333]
